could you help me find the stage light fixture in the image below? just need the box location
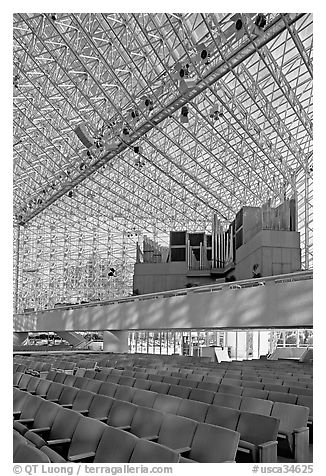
[209,104,223,121]
[180,105,189,124]
[74,123,93,149]
[196,44,211,65]
[141,96,154,111]
[68,191,73,198]
[255,13,267,29]
[108,267,116,277]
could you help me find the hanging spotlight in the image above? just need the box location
[68,191,73,198]
[108,267,116,277]
[255,13,267,29]
[180,105,189,124]
[195,43,211,65]
[79,162,87,171]
[127,109,140,125]
[50,13,57,21]
[74,123,93,149]
[209,104,223,121]
[140,96,154,111]
[173,62,190,80]
[133,145,143,154]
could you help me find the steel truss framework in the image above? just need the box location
[13,13,313,312]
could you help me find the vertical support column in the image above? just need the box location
[304,169,310,269]
[103,330,129,353]
[14,225,21,314]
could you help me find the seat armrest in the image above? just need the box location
[38,394,47,398]
[77,410,89,415]
[258,441,278,463]
[48,438,71,446]
[96,417,108,422]
[13,411,21,418]
[17,418,34,424]
[68,451,95,462]
[48,399,59,403]
[142,435,158,441]
[29,427,51,434]
[117,425,131,431]
[175,447,191,456]
[61,404,73,408]
[294,427,309,463]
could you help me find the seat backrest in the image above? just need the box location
[98,381,118,398]
[264,383,289,393]
[34,378,52,396]
[152,394,181,415]
[236,411,280,445]
[129,439,179,463]
[19,394,43,419]
[45,370,57,381]
[130,406,163,438]
[118,376,136,387]
[107,400,137,428]
[296,395,313,417]
[240,396,273,416]
[131,389,157,408]
[133,378,151,390]
[68,416,107,459]
[33,399,61,429]
[49,407,82,440]
[205,404,240,430]
[168,384,191,399]
[71,389,95,412]
[289,386,313,396]
[242,388,269,399]
[88,394,115,420]
[106,374,121,384]
[40,445,66,463]
[162,376,180,385]
[197,381,220,392]
[26,376,42,393]
[84,379,102,393]
[179,378,198,388]
[58,385,79,405]
[177,398,209,422]
[45,382,65,401]
[53,372,67,384]
[62,374,77,387]
[189,422,240,463]
[271,402,309,433]
[14,443,51,463]
[94,426,138,463]
[84,370,97,379]
[114,385,136,402]
[213,392,242,409]
[218,384,243,395]
[95,370,111,381]
[158,413,197,450]
[149,381,170,394]
[13,372,24,386]
[13,389,29,414]
[189,388,215,404]
[242,381,265,390]
[18,373,32,389]
[268,391,298,405]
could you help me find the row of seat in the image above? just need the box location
[14,391,240,463]
[14,372,310,462]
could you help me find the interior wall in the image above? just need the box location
[13,278,312,332]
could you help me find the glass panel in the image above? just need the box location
[148,331,154,354]
[299,329,313,347]
[168,331,176,355]
[284,330,297,347]
[153,331,160,354]
[160,331,167,355]
[191,331,199,356]
[207,331,217,346]
[182,331,190,356]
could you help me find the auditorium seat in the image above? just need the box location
[95,370,111,381]
[98,381,118,398]
[133,378,151,390]
[62,374,77,387]
[15,399,60,436]
[53,373,68,384]
[131,389,157,408]
[40,445,66,463]
[242,382,265,390]
[197,381,220,392]
[129,406,163,439]
[271,402,310,461]
[242,388,269,399]
[14,443,51,463]
[84,370,97,379]
[107,400,138,429]
[14,395,43,431]
[118,376,136,387]
[204,404,240,431]
[115,385,136,402]
[44,382,65,402]
[149,381,170,394]
[34,378,52,398]
[67,416,107,462]
[71,390,95,414]
[177,398,209,422]
[268,391,298,405]
[179,422,240,463]
[236,412,280,462]
[93,425,138,463]
[162,376,180,385]
[84,379,102,393]
[213,392,242,409]
[240,397,273,416]
[57,386,79,408]
[264,384,289,393]
[188,388,215,404]
[218,384,243,395]
[153,394,181,414]
[168,384,192,399]
[17,373,33,390]
[289,387,313,396]
[13,372,24,387]
[148,373,163,382]
[179,378,198,388]
[24,407,81,450]
[129,439,179,463]
[13,388,30,418]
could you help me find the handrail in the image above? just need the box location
[14,270,312,317]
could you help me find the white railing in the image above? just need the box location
[15,270,312,316]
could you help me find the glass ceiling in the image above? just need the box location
[13,13,313,312]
